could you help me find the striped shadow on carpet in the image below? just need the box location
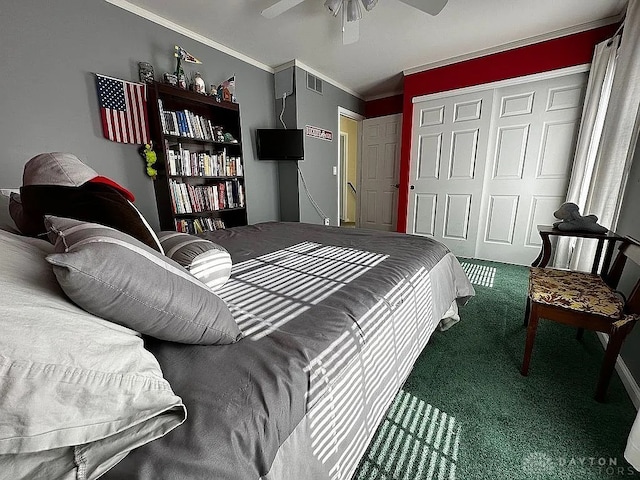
[354,389,460,480]
[352,259,639,480]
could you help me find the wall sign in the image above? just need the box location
[305,125,333,142]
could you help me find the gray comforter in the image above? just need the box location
[105,222,472,479]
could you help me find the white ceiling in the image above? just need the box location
[111,0,626,99]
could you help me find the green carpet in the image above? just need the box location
[353,259,639,480]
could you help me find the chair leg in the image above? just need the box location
[523,298,531,327]
[576,328,585,340]
[521,304,539,376]
[595,324,632,402]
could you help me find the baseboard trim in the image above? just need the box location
[596,332,640,410]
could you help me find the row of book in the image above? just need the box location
[169,179,245,215]
[158,99,229,142]
[174,217,225,234]
[166,144,242,177]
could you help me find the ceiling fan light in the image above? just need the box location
[360,0,377,11]
[346,0,362,22]
[324,0,343,16]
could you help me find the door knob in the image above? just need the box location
[410,185,415,190]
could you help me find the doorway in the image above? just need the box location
[338,108,364,228]
[360,113,402,231]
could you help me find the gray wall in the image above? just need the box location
[617,136,640,383]
[0,0,279,230]
[293,67,364,225]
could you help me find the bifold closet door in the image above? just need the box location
[475,72,587,265]
[407,90,494,258]
[408,70,587,265]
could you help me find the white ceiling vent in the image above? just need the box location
[306,72,323,95]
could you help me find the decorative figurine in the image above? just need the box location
[177,74,187,90]
[552,202,608,233]
[138,62,155,83]
[192,72,206,94]
[221,75,236,102]
[174,45,202,90]
[215,75,235,102]
[223,132,238,143]
[214,126,225,143]
[163,73,178,86]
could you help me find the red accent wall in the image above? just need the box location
[364,94,403,118]
[395,24,618,233]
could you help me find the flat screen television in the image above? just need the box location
[256,129,304,160]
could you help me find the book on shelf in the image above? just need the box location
[217,182,226,211]
[158,99,168,134]
[164,143,243,178]
[168,179,244,214]
[174,217,226,234]
[159,105,233,142]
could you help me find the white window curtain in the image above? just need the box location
[555,0,640,272]
[553,36,618,268]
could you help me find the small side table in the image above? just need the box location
[531,225,623,274]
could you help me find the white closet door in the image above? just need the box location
[360,114,401,231]
[407,90,494,257]
[475,72,587,264]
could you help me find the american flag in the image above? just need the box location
[96,74,150,144]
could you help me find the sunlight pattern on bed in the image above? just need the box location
[216,242,388,340]
[302,267,436,480]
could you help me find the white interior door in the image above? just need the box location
[360,114,401,231]
[407,90,494,257]
[475,72,588,264]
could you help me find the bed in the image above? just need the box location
[101,221,475,480]
[1,194,473,479]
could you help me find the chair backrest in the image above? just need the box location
[605,236,640,315]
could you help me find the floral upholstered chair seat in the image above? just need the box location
[523,239,640,403]
[529,267,624,318]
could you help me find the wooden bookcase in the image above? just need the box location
[147,82,247,233]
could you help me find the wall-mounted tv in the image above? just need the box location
[256,128,304,160]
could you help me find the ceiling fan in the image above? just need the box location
[261,0,448,45]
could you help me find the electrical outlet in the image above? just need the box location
[324,218,330,226]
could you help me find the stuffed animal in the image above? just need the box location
[553,202,608,233]
[139,143,157,179]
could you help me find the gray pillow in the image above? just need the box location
[44,216,242,345]
[158,231,232,291]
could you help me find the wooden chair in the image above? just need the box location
[521,236,640,402]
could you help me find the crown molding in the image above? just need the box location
[411,64,590,104]
[105,2,364,100]
[364,90,404,102]
[104,0,273,73]
[403,15,622,77]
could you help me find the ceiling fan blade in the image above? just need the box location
[342,11,359,45]
[261,0,307,19]
[399,0,448,16]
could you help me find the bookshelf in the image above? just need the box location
[147,82,247,233]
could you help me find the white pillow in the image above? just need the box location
[0,189,20,233]
[0,228,186,479]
